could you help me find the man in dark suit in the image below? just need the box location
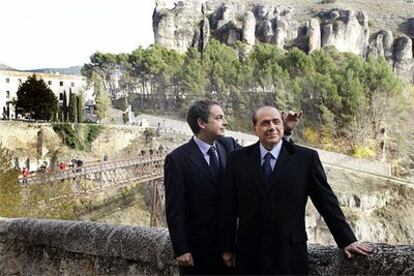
[220,106,372,275]
[164,99,238,274]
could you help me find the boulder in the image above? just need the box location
[296,18,321,53]
[392,35,414,83]
[242,11,256,53]
[152,1,206,53]
[320,9,369,56]
[368,30,394,59]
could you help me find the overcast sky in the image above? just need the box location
[0,0,177,70]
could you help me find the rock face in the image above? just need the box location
[153,1,207,53]
[153,0,414,83]
[306,165,414,246]
[319,9,369,56]
[368,30,394,59]
[392,35,414,83]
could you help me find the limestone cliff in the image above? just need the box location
[153,0,414,83]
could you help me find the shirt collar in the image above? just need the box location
[259,139,283,160]
[193,136,215,155]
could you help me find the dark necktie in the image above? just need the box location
[262,152,273,185]
[208,146,220,178]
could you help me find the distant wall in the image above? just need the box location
[1,218,413,275]
[316,148,392,177]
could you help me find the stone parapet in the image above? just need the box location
[1,218,413,275]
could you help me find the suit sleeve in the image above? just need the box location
[219,152,238,253]
[164,154,190,257]
[308,151,357,248]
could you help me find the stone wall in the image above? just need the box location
[1,218,413,275]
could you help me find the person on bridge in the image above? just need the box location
[219,106,372,274]
[22,167,30,184]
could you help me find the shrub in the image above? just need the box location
[352,145,377,159]
[303,127,320,145]
[52,123,102,151]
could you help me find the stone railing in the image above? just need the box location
[1,218,413,275]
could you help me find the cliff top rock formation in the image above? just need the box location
[153,0,414,83]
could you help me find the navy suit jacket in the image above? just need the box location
[164,136,238,267]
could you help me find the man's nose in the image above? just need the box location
[223,118,228,126]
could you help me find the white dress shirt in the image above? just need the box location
[193,136,218,166]
[259,139,283,171]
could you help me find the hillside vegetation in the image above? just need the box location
[82,40,414,179]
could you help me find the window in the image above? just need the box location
[6,91,10,99]
[71,82,75,87]
[6,78,10,83]
[59,93,63,101]
[60,81,63,86]
[48,80,52,85]
[18,78,22,83]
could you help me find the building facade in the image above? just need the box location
[0,70,93,120]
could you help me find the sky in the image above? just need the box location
[0,0,176,70]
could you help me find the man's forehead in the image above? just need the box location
[257,108,281,120]
[209,105,224,115]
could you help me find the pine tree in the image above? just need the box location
[91,72,110,122]
[69,89,77,123]
[15,74,58,121]
[77,91,84,123]
[63,90,68,122]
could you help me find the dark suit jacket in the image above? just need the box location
[220,140,357,275]
[164,136,238,269]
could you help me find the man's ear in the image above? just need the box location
[197,118,206,130]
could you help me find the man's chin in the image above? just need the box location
[267,138,281,145]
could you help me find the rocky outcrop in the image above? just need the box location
[319,9,369,56]
[368,30,394,59]
[153,0,414,83]
[1,218,414,275]
[152,1,208,53]
[368,32,414,83]
[392,35,414,83]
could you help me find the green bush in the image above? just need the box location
[52,123,102,151]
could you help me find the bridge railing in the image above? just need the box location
[19,154,166,186]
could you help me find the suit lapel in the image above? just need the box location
[268,140,294,187]
[216,141,227,172]
[185,139,215,184]
[243,142,265,193]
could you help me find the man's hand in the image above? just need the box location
[282,110,303,134]
[176,252,194,266]
[222,251,236,267]
[343,242,373,258]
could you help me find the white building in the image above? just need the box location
[0,70,94,119]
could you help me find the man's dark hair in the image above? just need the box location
[186,99,220,134]
[251,111,258,126]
